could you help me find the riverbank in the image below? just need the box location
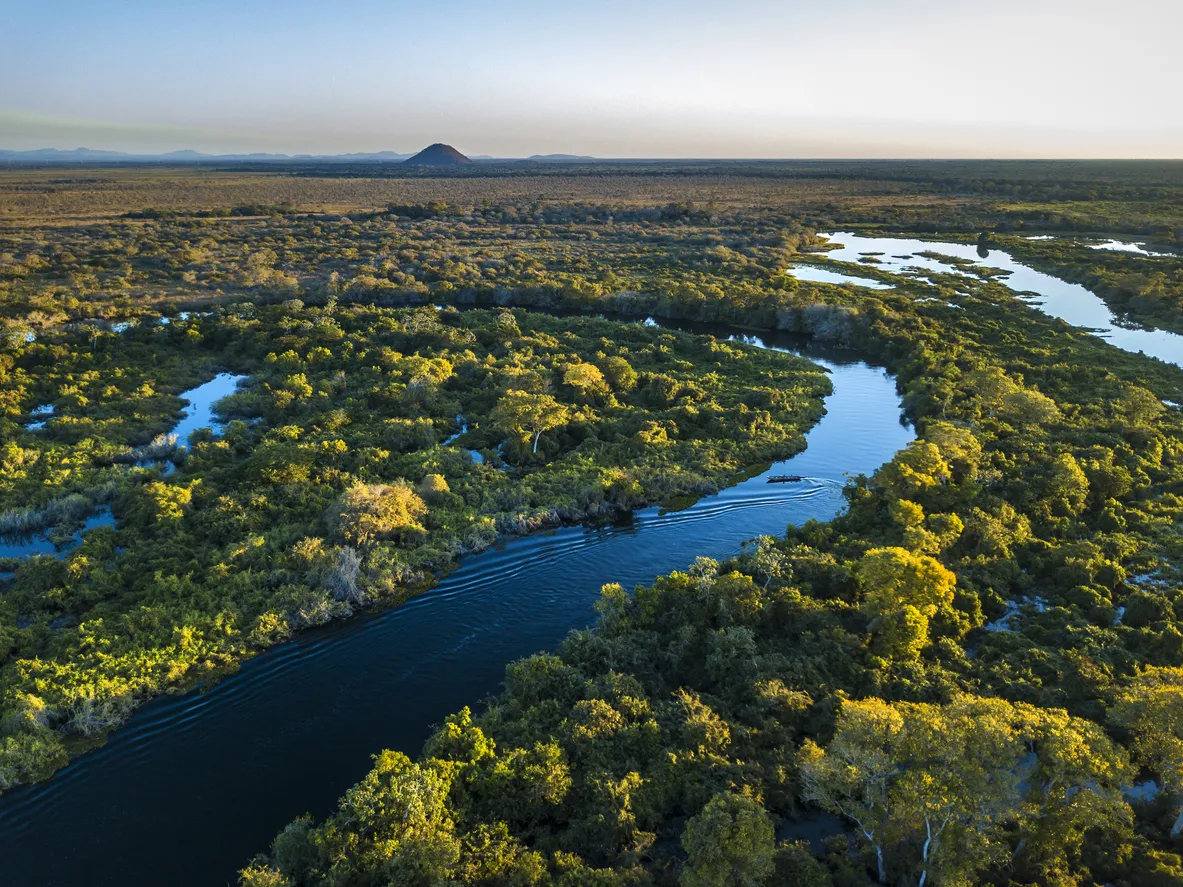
[0,308,831,794]
[236,246,1183,887]
[0,323,910,887]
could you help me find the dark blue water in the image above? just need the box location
[0,325,912,887]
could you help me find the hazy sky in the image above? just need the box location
[2,0,1179,158]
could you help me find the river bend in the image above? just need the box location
[0,323,911,887]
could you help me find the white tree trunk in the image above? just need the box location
[919,818,932,887]
[853,817,886,883]
[1171,804,1183,837]
[532,429,541,453]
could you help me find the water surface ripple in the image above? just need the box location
[0,324,911,887]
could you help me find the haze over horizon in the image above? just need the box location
[2,0,1181,159]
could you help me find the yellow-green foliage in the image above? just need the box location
[2,164,1183,886]
[0,306,828,793]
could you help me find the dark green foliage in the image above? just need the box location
[3,163,1183,885]
[239,183,1183,884]
[0,305,827,790]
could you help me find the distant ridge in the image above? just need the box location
[402,143,473,166]
[527,153,595,161]
[0,146,598,166]
[0,147,417,164]
[1,147,133,161]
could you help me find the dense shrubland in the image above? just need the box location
[239,253,1183,884]
[0,304,827,791]
[1,163,1183,885]
[1,161,1178,337]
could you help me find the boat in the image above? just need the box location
[766,474,803,483]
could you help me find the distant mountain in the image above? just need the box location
[527,153,595,162]
[332,150,412,161]
[402,144,473,166]
[161,149,211,159]
[0,146,607,166]
[0,147,135,161]
[0,147,416,164]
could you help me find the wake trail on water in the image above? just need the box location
[0,321,913,887]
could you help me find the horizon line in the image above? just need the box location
[3,148,1183,163]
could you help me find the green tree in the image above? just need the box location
[418,473,450,500]
[798,698,902,883]
[600,356,638,393]
[872,605,930,661]
[744,535,789,589]
[856,547,956,619]
[328,482,427,545]
[1116,384,1165,425]
[1046,453,1089,517]
[800,696,1129,886]
[924,421,982,483]
[493,389,570,454]
[563,361,610,399]
[1011,704,1131,879]
[999,387,1060,426]
[875,441,950,499]
[1113,668,1183,836]
[965,367,1059,426]
[238,864,290,887]
[126,480,196,528]
[329,751,460,884]
[680,792,775,887]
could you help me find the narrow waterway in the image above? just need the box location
[0,323,912,887]
[814,231,1183,365]
[167,372,246,450]
[0,374,246,560]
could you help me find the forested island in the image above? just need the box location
[1,160,1183,886]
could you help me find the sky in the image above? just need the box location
[2,0,1180,158]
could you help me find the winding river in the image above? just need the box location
[0,323,912,887]
[7,226,1179,887]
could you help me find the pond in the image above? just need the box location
[0,509,115,561]
[1085,238,1173,257]
[142,373,248,476]
[0,320,913,887]
[441,415,485,464]
[167,373,247,452]
[787,264,893,290]
[24,403,55,432]
[1022,235,1174,257]
[1,374,246,559]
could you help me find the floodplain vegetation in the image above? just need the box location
[0,304,827,788]
[1,161,1183,886]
